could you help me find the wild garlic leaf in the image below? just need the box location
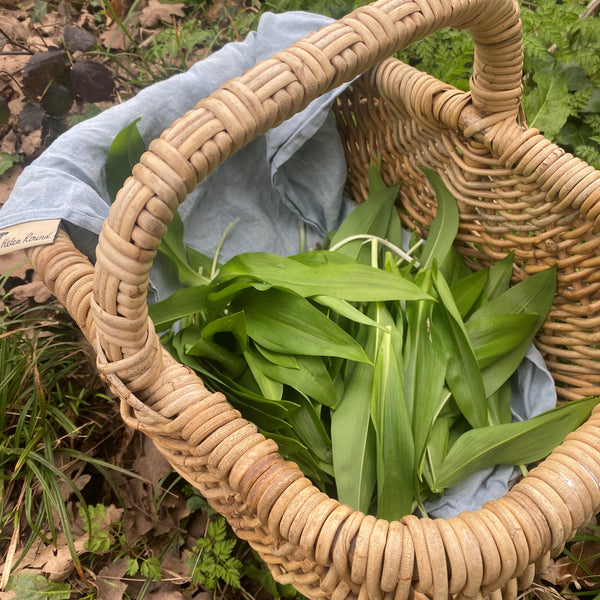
[370,302,414,520]
[419,168,460,270]
[466,313,539,370]
[432,396,599,491]
[285,391,332,465]
[450,268,488,319]
[432,267,488,429]
[215,253,432,303]
[327,162,400,264]
[233,288,370,364]
[148,284,213,330]
[245,344,338,408]
[484,252,514,301]
[105,117,145,203]
[468,266,557,396]
[331,322,377,514]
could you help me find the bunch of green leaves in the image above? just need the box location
[147,163,597,521]
[187,514,244,592]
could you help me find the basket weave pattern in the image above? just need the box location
[26,0,600,598]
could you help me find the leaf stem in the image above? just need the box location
[329,234,419,266]
[211,218,240,279]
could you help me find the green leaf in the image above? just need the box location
[105,117,146,202]
[433,396,599,491]
[419,168,460,270]
[484,253,514,301]
[370,303,414,520]
[242,345,284,401]
[0,152,22,178]
[215,252,433,303]
[328,162,401,263]
[159,210,210,287]
[466,313,539,370]
[450,268,488,319]
[149,284,213,330]
[487,380,513,427]
[235,288,370,363]
[468,266,557,396]
[254,344,299,369]
[331,324,377,513]
[311,295,384,330]
[202,311,248,352]
[432,267,488,429]
[285,391,332,464]
[185,336,246,378]
[6,573,72,600]
[245,344,337,408]
[522,69,571,140]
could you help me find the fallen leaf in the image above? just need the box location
[133,437,171,488]
[139,0,185,28]
[0,12,29,44]
[94,557,129,600]
[143,584,186,599]
[18,130,42,157]
[0,250,30,279]
[98,21,132,51]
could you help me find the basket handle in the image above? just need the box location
[92,0,523,384]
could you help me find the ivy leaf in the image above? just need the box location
[522,69,571,139]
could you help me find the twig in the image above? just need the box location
[581,0,600,19]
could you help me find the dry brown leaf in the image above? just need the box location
[550,540,600,589]
[0,12,29,45]
[0,129,18,155]
[94,557,129,600]
[18,129,42,157]
[143,584,186,599]
[98,21,132,51]
[0,165,22,208]
[133,436,171,488]
[11,279,53,304]
[0,250,30,279]
[139,0,185,28]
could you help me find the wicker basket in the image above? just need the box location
[26,0,600,598]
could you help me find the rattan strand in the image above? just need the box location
[25,0,600,598]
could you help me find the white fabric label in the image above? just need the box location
[0,219,61,255]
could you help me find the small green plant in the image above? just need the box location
[187,515,244,592]
[79,503,116,554]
